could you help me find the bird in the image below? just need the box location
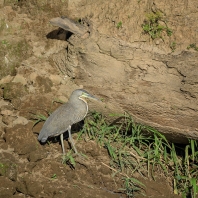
[38,89,99,154]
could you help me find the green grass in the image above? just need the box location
[142,11,172,40]
[31,113,48,129]
[187,43,198,51]
[170,42,176,52]
[0,163,7,175]
[78,112,198,197]
[62,150,76,168]
[117,21,122,29]
[51,173,57,179]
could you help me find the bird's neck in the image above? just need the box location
[79,97,88,118]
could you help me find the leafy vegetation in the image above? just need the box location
[187,43,198,51]
[170,41,176,52]
[31,113,48,129]
[142,11,172,40]
[77,112,198,197]
[0,163,7,175]
[62,150,76,168]
[51,173,57,179]
[117,21,123,29]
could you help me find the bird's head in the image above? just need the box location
[70,89,100,103]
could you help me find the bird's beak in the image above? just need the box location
[83,93,101,101]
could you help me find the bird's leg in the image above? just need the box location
[68,125,78,154]
[60,133,65,155]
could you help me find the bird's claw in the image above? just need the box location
[61,150,87,165]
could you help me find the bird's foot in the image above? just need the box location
[61,150,88,166]
[74,152,90,167]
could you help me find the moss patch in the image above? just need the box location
[0,40,32,79]
[2,82,28,100]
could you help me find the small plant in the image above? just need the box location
[53,52,70,77]
[73,184,81,189]
[51,173,57,179]
[62,150,76,168]
[117,21,122,29]
[1,40,9,45]
[170,42,176,52]
[0,163,4,168]
[142,11,172,40]
[120,177,145,197]
[31,113,48,129]
[187,43,198,51]
[0,163,6,174]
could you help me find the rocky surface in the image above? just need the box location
[54,0,198,143]
[0,0,197,197]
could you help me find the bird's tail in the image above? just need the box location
[38,133,48,143]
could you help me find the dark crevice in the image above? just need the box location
[46,28,73,41]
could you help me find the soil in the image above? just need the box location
[0,1,187,197]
